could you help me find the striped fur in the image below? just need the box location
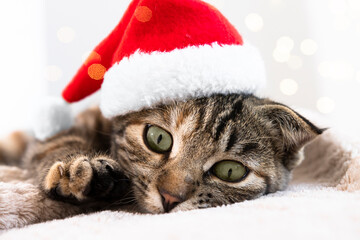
[111,93,322,213]
[0,94,322,214]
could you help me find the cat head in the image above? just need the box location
[111,94,323,213]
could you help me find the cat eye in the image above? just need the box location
[144,125,173,153]
[211,160,248,182]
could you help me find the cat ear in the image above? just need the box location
[257,103,324,154]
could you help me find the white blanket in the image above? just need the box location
[1,117,360,239]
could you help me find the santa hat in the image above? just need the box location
[34,0,266,140]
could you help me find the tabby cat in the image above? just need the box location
[0,93,322,214]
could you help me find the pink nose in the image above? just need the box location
[158,189,184,212]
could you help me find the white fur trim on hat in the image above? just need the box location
[100,42,266,118]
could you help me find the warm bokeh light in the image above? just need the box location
[280,78,298,96]
[273,49,290,63]
[245,13,264,32]
[57,26,76,43]
[82,51,92,63]
[300,39,318,56]
[273,36,294,63]
[83,51,102,66]
[134,6,152,22]
[88,64,106,80]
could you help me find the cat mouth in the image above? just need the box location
[136,187,205,214]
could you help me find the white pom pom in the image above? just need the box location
[32,97,73,141]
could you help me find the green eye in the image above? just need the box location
[211,160,248,182]
[145,125,173,153]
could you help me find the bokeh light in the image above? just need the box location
[134,6,152,23]
[57,26,76,43]
[88,64,106,80]
[82,51,92,63]
[317,97,335,114]
[45,65,62,82]
[245,13,264,32]
[273,49,290,63]
[300,39,318,56]
[83,51,102,66]
[273,36,294,63]
[280,78,298,96]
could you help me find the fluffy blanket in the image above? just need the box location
[0,114,359,239]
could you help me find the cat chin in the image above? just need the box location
[142,201,197,214]
[170,201,200,213]
[141,206,164,214]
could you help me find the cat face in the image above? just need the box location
[111,94,322,213]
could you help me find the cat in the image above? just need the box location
[0,93,323,215]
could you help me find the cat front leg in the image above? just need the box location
[0,175,82,230]
[42,155,130,203]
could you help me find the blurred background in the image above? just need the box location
[0,0,359,137]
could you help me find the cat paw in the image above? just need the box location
[43,156,125,202]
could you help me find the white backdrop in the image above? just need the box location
[0,0,46,137]
[0,0,359,137]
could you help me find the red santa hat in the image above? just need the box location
[34,0,266,140]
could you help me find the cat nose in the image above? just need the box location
[158,188,184,212]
